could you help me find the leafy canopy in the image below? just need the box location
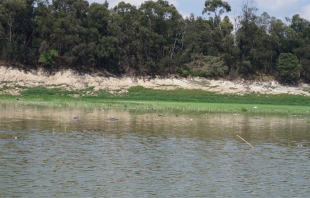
[276,53,301,82]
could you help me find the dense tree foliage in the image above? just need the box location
[0,0,310,83]
[276,53,301,82]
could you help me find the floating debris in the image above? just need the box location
[237,135,254,149]
[72,116,79,120]
[109,118,118,121]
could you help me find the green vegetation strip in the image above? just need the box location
[0,86,309,115]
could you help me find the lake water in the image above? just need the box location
[0,103,310,197]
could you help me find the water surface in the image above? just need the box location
[0,103,310,197]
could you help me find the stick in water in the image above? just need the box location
[236,135,254,149]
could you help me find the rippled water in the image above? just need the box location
[0,103,310,197]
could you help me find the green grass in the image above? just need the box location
[1,96,309,115]
[21,86,78,96]
[0,81,13,84]
[0,86,310,115]
[84,86,95,91]
[156,84,178,87]
[89,86,310,107]
[0,85,10,91]
[302,87,310,93]
[208,85,219,89]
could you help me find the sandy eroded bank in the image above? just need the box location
[1,66,310,96]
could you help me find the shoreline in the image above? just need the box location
[1,66,310,96]
[1,95,310,116]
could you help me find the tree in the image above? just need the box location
[1,0,310,82]
[202,0,231,26]
[110,2,141,74]
[250,12,278,74]
[201,1,234,74]
[290,14,310,33]
[235,0,259,74]
[46,0,89,68]
[288,15,310,80]
[0,0,36,63]
[182,15,212,58]
[38,49,58,67]
[202,0,231,40]
[87,3,119,70]
[104,0,109,9]
[276,53,301,82]
[138,0,183,74]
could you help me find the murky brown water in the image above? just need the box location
[0,103,310,197]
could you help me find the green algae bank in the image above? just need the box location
[1,103,310,197]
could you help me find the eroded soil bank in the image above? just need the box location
[1,66,310,96]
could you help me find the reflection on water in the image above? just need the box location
[0,103,310,197]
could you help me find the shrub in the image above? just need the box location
[39,49,58,67]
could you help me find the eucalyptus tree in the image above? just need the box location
[179,14,233,78]
[276,53,301,82]
[202,0,231,38]
[38,0,90,68]
[249,12,278,74]
[138,0,183,75]
[35,0,57,67]
[202,0,233,75]
[289,15,310,80]
[235,0,260,74]
[268,17,286,53]
[86,2,119,70]
[88,2,109,37]
[182,15,211,59]
[0,0,36,63]
[110,2,141,74]
[218,16,235,72]
[202,0,232,54]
